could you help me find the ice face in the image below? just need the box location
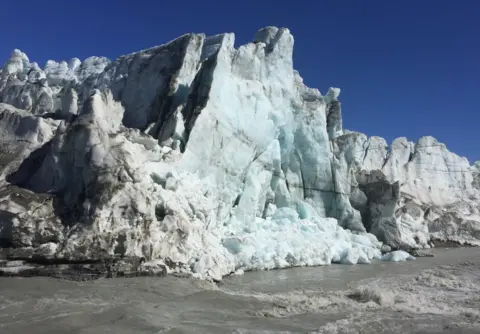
[0,27,479,280]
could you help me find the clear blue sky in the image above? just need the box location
[1,0,478,162]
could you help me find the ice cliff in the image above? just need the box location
[0,27,478,280]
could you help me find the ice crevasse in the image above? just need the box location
[0,27,479,280]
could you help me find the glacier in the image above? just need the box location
[0,27,479,280]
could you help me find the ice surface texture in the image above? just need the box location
[0,27,478,279]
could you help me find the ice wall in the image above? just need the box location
[0,27,478,279]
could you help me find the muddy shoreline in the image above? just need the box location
[0,249,167,281]
[430,239,476,248]
[1,240,477,281]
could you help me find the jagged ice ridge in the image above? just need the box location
[0,27,479,280]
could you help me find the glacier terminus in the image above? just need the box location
[0,27,479,281]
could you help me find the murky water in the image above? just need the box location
[1,248,479,333]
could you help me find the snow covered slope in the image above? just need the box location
[0,27,478,279]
